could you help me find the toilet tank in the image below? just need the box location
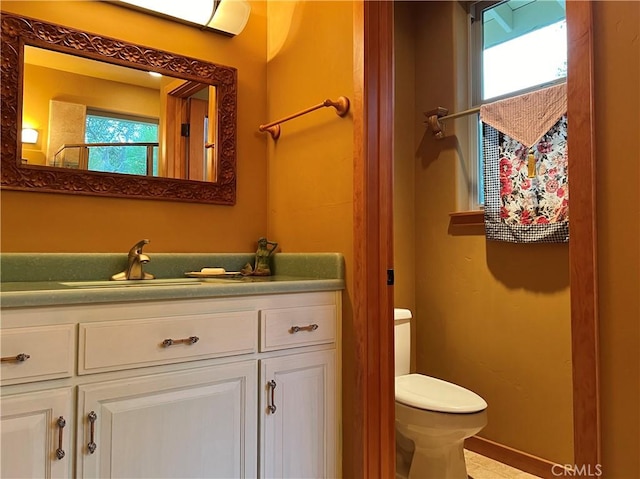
[394,308,412,376]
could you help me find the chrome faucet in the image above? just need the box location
[111,239,155,281]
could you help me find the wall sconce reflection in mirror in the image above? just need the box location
[21,128,38,144]
[111,0,251,36]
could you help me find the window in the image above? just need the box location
[85,110,159,177]
[469,0,567,207]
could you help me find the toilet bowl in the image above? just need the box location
[394,309,488,479]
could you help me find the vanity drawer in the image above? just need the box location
[260,305,336,352]
[0,324,76,385]
[78,311,258,374]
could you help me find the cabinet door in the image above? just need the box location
[260,350,336,479]
[1,387,73,479]
[77,361,257,479]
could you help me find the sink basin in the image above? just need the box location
[57,276,275,290]
[60,279,201,289]
[200,276,271,283]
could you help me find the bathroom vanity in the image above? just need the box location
[0,253,343,479]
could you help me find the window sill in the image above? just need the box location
[449,210,484,226]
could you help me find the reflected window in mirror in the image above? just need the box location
[81,110,160,176]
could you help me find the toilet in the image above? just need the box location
[394,308,488,479]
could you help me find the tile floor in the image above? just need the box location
[465,450,542,479]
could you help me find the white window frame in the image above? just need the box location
[466,0,567,210]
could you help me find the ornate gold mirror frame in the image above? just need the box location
[0,12,237,204]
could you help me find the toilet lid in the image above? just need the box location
[395,374,487,413]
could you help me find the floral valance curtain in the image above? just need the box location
[481,83,569,243]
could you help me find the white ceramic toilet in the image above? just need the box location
[394,308,488,479]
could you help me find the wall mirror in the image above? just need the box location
[1,12,237,204]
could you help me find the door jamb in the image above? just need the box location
[352,1,599,476]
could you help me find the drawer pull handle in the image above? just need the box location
[56,416,66,460]
[162,336,200,347]
[267,380,277,414]
[87,411,97,454]
[290,324,319,334]
[1,353,31,363]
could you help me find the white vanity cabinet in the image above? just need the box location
[76,361,257,479]
[0,289,341,479]
[0,323,76,478]
[260,350,336,478]
[76,303,260,479]
[259,304,338,478]
[0,323,76,386]
[0,387,73,479]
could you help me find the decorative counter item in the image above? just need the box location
[241,237,279,276]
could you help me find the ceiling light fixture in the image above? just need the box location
[112,0,250,36]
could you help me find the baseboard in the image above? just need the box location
[465,436,564,479]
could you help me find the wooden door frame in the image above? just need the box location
[565,1,600,468]
[352,2,396,477]
[162,80,211,180]
[352,1,599,476]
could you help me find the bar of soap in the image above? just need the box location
[200,267,226,275]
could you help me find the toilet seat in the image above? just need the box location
[395,374,487,414]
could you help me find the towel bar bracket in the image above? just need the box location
[424,106,483,139]
[425,107,449,139]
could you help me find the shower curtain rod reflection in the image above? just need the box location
[424,106,481,139]
[259,96,350,140]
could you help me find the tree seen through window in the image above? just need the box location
[85,113,159,176]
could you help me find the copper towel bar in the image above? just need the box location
[259,96,350,140]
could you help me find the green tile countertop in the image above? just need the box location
[0,253,344,308]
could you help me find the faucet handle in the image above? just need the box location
[129,239,150,255]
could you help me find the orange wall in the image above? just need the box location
[393,3,417,328]
[265,2,353,255]
[593,2,640,477]
[1,1,268,253]
[394,1,573,464]
[264,1,354,475]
